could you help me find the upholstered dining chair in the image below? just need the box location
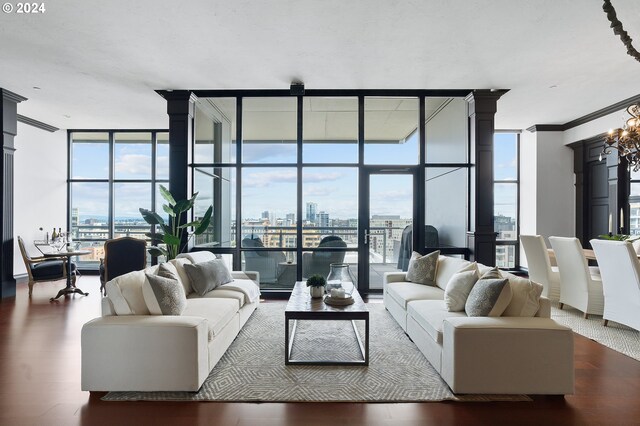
[302,236,347,279]
[590,239,640,331]
[549,236,604,319]
[17,236,76,297]
[520,235,561,301]
[99,237,147,295]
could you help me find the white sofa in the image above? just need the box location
[81,252,260,392]
[384,255,574,395]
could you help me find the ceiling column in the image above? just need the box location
[466,90,506,267]
[161,90,196,251]
[1,89,27,298]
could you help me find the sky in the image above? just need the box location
[71,131,518,226]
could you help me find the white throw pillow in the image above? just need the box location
[444,262,480,312]
[406,251,440,286]
[503,276,543,317]
[169,258,193,296]
[105,270,150,315]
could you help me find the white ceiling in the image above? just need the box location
[2,0,640,131]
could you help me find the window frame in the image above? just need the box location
[493,131,521,270]
[67,129,169,270]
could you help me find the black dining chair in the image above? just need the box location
[99,237,147,295]
[17,236,76,297]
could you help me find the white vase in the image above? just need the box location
[309,286,325,298]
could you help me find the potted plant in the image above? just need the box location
[139,185,213,260]
[306,274,326,298]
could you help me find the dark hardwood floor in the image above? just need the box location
[1,276,640,426]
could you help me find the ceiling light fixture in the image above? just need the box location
[600,104,640,171]
[602,0,640,63]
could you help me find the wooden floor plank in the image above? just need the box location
[1,276,639,425]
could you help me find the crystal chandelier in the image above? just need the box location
[600,104,640,171]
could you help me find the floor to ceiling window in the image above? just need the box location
[629,170,640,235]
[68,130,168,269]
[494,131,520,269]
[191,91,471,293]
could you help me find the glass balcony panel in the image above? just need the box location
[425,98,468,163]
[425,167,468,248]
[365,97,419,165]
[114,132,152,180]
[303,97,358,164]
[195,98,237,164]
[494,133,518,180]
[193,167,236,248]
[494,183,518,241]
[243,97,296,163]
[71,132,109,179]
[241,167,296,248]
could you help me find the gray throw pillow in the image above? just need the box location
[158,262,180,281]
[183,259,234,297]
[142,273,187,315]
[406,251,440,286]
[465,277,512,317]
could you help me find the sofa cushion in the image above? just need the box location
[169,258,193,296]
[503,276,544,317]
[435,256,472,291]
[182,298,239,341]
[444,263,480,312]
[143,273,187,315]
[407,300,467,344]
[184,259,234,297]
[187,288,246,306]
[386,282,445,309]
[465,277,512,317]
[406,251,439,286]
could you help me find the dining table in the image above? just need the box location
[547,247,640,263]
[45,249,90,301]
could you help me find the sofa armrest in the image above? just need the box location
[231,270,259,283]
[441,317,574,394]
[383,272,408,285]
[81,315,210,392]
[536,296,551,318]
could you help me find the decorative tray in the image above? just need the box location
[324,295,355,306]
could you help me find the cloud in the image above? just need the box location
[243,170,297,188]
[114,154,152,177]
[243,144,296,162]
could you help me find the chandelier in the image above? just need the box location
[600,104,640,171]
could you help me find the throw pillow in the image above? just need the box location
[183,259,234,297]
[481,267,502,280]
[502,276,544,317]
[406,251,440,286]
[158,262,180,281]
[142,273,187,315]
[465,277,512,317]
[444,264,480,312]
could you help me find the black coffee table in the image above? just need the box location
[285,281,369,365]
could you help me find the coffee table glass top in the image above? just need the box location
[285,282,367,314]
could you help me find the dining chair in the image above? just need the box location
[520,235,561,301]
[549,236,604,319]
[590,239,640,330]
[17,236,76,297]
[99,237,147,295]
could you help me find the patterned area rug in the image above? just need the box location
[103,303,530,402]
[551,303,640,361]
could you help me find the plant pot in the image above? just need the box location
[309,286,325,298]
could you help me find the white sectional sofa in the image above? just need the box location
[384,255,574,395]
[81,251,260,392]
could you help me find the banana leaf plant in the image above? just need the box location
[139,185,213,260]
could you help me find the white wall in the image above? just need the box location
[518,131,574,268]
[13,123,67,276]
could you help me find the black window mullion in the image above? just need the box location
[234,97,243,271]
[296,96,303,282]
[108,131,114,240]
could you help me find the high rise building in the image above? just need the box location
[285,213,296,226]
[317,211,329,228]
[306,202,317,223]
